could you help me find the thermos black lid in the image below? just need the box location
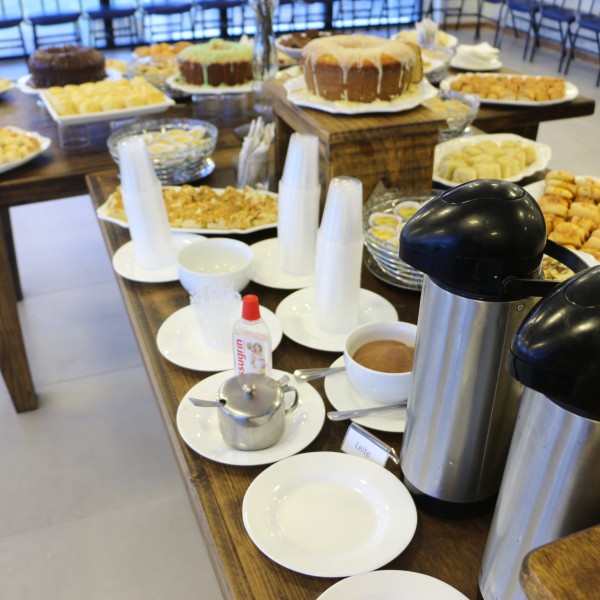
[399,180,547,297]
[508,266,600,419]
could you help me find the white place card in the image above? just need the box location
[341,423,400,467]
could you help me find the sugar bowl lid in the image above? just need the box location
[218,373,284,421]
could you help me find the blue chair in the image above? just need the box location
[424,0,468,30]
[0,0,27,57]
[140,0,193,43]
[85,0,139,48]
[495,0,540,59]
[23,0,83,49]
[531,0,577,70]
[564,0,600,85]
[475,0,505,41]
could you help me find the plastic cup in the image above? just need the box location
[235,151,270,190]
[319,177,363,243]
[281,133,320,190]
[192,93,220,123]
[58,123,90,150]
[190,286,241,351]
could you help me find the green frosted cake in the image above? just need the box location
[177,39,253,87]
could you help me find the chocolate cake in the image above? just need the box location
[28,45,106,88]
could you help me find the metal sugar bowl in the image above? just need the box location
[215,373,299,451]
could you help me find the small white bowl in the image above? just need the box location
[177,238,253,293]
[343,321,417,405]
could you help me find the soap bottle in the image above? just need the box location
[232,294,272,377]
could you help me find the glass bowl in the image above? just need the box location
[107,118,218,185]
[363,190,441,291]
[422,45,454,85]
[422,89,480,142]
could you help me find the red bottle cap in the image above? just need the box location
[241,294,261,321]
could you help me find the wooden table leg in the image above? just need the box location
[0,227,37,413]
[0,206,23,302]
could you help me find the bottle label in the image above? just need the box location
[233,331,271,376]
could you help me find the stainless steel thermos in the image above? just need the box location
[398,180,588,510]
[479,266,600,600]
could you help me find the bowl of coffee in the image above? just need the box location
[343,321,417,404]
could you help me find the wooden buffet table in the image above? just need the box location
[86,168,492,600]
[0,74,595,418]
[1,72,596,597]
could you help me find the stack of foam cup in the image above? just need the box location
[117,136,175,270]
[277,133,321,277]
[313,176,363,334]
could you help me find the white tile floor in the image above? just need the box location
[1,28,599,599]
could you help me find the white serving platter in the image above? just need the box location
[440,73,578,106]
[0,126,51,175]
[40,89,175,126]
[433,133,552,187]
[97,186,278,235]
[166,74,253,95]
[284,76,438,115]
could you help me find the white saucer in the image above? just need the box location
[112,232,202,283]
[316,570,469,600]
[324,356,407,433]
[176,369,325,466]
[156,304,283,371]
[449,56,503,71]
[275,287,398,352]
[249,238,315,290]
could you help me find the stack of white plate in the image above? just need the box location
[363,190,438,291]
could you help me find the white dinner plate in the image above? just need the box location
[316,570,469,600]
[16,68,122,95]
[275,287,398,352]
[112,232,202,283]
[0,126,51,175]
[157,304,282,371]
[449,56,503,71]
[242,451,417,577]
[324,356,407,433]
[166,73,253,95]
[284,76,438,115]
[97,187,278,235]
[249,238,315,289]
[176,369,325,466]
[440,73,579,106]
[433,133,552,187]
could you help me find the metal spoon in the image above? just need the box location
[189,397,224,408]
[327,401,407,421]
[293,366,346,382]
